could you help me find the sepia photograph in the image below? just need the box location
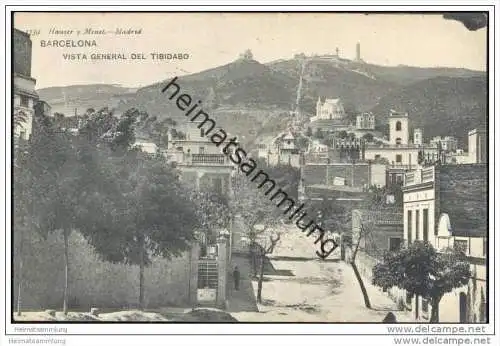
[3,6,496,344]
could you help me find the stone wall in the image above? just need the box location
[13,230,192,311]
[302,163,371,187]
[345,249,406,310]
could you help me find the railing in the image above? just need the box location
[190,154,226,165]
[405,172,415,185]
[405,166,435,186]
[421,166,435,182]
[388,163,417,170]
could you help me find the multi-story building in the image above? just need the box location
[169,120,234,195]
[299,161,387,201]
[267,131,301,167]
[314,97,346,120]
[13,29,38,143]
[365,110,439,168]
[167,120,235,308]
[309,97,349,133]
[468,128,487,164]
[402,164,487,322]
[332,137,365,163]
[356,112,375,130]
[430,136,458,152]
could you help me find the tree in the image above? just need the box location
[230,175,283,303]
[13,110,28,129]
[314,128,324,139]
[311,196,372,308]
[190,189,232,256]
[350,221,372,309]
[79,149,199,310]
[306,127,313,137]
[77,110,200,310]
[362,133,374,143]
[337,130,348,139]
[372,241,471,323]
[19,112,83,315]
[13,141,34,316]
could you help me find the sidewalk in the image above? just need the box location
[226,255,259,313]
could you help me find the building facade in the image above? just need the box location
[170,120,235,195]
[402,164,488,322]
[267,131,301,168]
[413,128,423,146]
[13,29,38,142]
[309,97,349,133]
[468,128,487,164]
[430,136,458,152]
[356,112,375,130]
[313,97,346,120]
[364,110,439,167]
[167,120,235,308]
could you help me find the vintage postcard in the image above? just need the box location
[5,7,495,342]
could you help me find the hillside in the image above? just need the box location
[36,57,487,147]
[369,76,487,147]
[126,58,298,112]
[37,84,137,116]
[267,57,397,113]
[358,63,485,86]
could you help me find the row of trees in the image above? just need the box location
[14,107,211,314]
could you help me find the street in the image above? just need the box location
[229,225,414,322]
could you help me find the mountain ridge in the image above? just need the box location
[35,57,487,147]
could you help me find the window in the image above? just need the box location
[407,211,412,244]
[375,154,381,160]
[423,209,429,242]
[389,237,402,251]
[396,121,402,131]
[199,147,205,154]
[454,239,468,254]
[396,138,402,145]
[19,131,26,140]
[415,210,420,240]
[20,95,29,107]
[483,238,487,257]
[396,154,402,163]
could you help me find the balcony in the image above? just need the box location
[190,154,227,165]
[404,166,435,186]
[421,166,434,182]
[387,163,418,170]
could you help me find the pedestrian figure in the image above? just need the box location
[233,266,240,291]
[382,312,397,323]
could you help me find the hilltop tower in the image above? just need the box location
[356,42,361,61]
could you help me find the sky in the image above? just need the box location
[14,12,487,89]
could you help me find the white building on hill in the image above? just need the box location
[312,97,346,121]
